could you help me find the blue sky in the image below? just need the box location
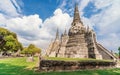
[0,0,120,52]
[20,0,102,20]
[21,0,61,20]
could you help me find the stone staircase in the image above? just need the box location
[97,43,117,60]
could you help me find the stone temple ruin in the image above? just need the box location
[46,5,117,60]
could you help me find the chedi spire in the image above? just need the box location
[73,4,82,23]
[55,28,59,40]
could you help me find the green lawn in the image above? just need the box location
[0,57,120,75]
[45,57,113,62]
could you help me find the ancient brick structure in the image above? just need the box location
[39,60,116,71]
[46,5,117,60]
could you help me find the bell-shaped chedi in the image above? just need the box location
[46,4,117,61]
[65,4,89,58]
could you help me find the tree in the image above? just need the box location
[0,27,23,55]
[118,47,120,59]
[21,44,41,56]
[4,35,20,52]
[0,35,6,50]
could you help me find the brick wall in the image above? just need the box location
[39,60,116,72]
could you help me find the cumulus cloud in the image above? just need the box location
[79,0,90,12]
[0,2,72,50]
[59,0,80,16]
[43,9,72,36]
[99,33,120,51]
[0,0,21,17]
[81,0,120,52]
[58,0,120,52]
[0,0,120,53]
[6,14,42,40]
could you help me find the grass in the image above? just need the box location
[0,57,39,75]
[45,57,113,62]
[0,57,120,75]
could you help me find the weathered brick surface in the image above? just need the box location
[46,5,117,61]
[39,60,116,71]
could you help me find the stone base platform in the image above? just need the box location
[39,60,116,72]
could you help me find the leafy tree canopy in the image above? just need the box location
[0,27,23,52]
[118,47,120,51]
[21,44,41,56]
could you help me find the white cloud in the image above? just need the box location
[81,0,120,52]
[0,0,21,17]
[0,8,72,50]
[58,0,120,52]
[79,0,90,12]
[59,0,66,9]
[59,0,81,15]
[11,0,22,13]
[99,33,120,52]
[43,9,72,35]
[0,0,120,53]
[93,0,113,9]
[6,14,42,39]
[0,14,6,26]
